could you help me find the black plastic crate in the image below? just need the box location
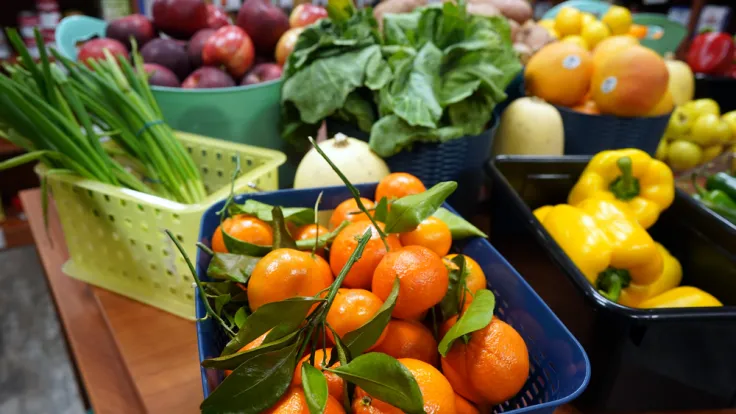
[485,155,736,412]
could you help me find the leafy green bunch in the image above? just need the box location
[170,139,496,413]
[280,0,522,157]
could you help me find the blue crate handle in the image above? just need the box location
[194,183,591,413]
[55,15,107,60]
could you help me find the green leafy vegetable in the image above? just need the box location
[438,289,496,356]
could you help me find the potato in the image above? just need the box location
[522,23,555,52]
[467,2,501,18]
[484,0,533,23]
[513,42,533,64]
[508,18,520,42]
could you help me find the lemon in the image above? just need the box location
[562,35,589,50]
[655,139,668,161]
[581,12,597,28]
[556,7,583,37]
[667,140,702,171]
[538,19,556,31]
[701,144,723,164]
[581,20,611,49]
[602,6,632,35]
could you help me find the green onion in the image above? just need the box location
[0,28,206,204]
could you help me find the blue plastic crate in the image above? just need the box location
[194,184,590,413]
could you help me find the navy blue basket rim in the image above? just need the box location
[194,183,591,411]
[487,154,736,321]
[555,104,673,121]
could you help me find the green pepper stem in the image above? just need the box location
[596,267,632,303]
[691,173,708,198]
[609,156,640,201]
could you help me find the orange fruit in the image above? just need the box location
[646,90,674,116]
[372,245,449,320]
[441,317,530,406]
[524,42,593,107]
[592,35,638,68]
[455,393,480,414]
[211,215,274,253]
[352,358,455,414]
[374,173,426,202]
[247,248,333,312]
[591,45,669,117]
[292,348,344,400]
[572,99,600,115]
[329,198,375,229]
[265,387,345,413]
[326,289,387,349]
[443,254,487,305]
[628,24,648,39]
[399,217,452,257]
[371,320,439,366]
[293,223,330,255]
[329,221,401,289]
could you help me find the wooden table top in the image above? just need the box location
[20,187,736,414]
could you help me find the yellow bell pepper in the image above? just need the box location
[568,149,675,229]
[618,243,682,308]
[639,286,723,308]
[534,199,662,302]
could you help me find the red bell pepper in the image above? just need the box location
[686,32,735,76]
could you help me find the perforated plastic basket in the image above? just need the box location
[194,184,590,413]
[42,131,285,320]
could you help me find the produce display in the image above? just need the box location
[280,0,521,155]
[538,6,633,51]
[75,0,330,89]
[534,149,722,308]
[186,143,531,413]
[0,30,206,204]
[656,98,736,171]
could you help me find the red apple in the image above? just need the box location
[289,4,328,28]
[152,0,208,39]
[188,28,216,68]
[206,4,231,29]
[78,38,129,66]
[202,26,255,79]
[182,67,236,88]
[106,15,156,49]
[141,38,191,81]
[241,63,283,85]
[275,27,303,67]
[236,0,290,56]
[144,63,181,87]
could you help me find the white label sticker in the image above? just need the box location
[562,55,581,70]
[601,76,617,94]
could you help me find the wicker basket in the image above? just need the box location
[41,131,285,319]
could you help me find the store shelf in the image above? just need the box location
[0,206,32,250]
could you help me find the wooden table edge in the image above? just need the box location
[21,189,147,414]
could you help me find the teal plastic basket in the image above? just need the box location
[55,15,296,187]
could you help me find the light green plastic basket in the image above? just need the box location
[43,131,285,320]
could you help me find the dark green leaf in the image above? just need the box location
[368,115,464,158]
[207,253,260,283]
[222,297,324,356]
[231,200,315,226]
[200,340,300,414]
[448,91,494,136]
[343,278,399,356]
[433,207,487,239]
[214,294,231,316]
[384,182,458,233]
[222,226,272,257]
[327,353,424,413]
[234,307,247,329]
[374,197,389,223]
[272,206,298,250]
[302,363,329,414]
[202,331,301,370]
[327,324,354,411]
[438,289,495,356]
[332,90,376,132]
[440,255,468,320]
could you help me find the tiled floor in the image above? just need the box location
[0,247,86,414]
